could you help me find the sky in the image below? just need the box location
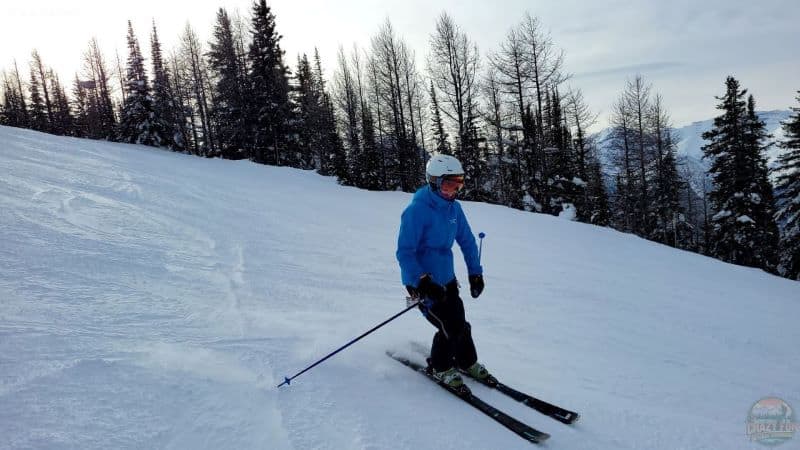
[2,0,799,130]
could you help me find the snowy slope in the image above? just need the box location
[1,126,799,450]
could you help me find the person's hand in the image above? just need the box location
[406,274,446,303]
[468,274,484,298]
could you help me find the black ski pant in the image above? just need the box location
[421,279,478,372]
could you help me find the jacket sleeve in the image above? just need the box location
[456,204,483,276]
[396,205,425,287]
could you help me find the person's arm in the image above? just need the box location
[455,204,483,276]
[396,206,425,287]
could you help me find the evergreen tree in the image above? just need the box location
[11,61,30,127]
[292,54,321,169]
[650,143,690,247]
[332,46,362,185]
[313,51,346,178]
[83,38,117,140]
[774,91,800,279]
[31,51,54,131]
[429,80,451,155]
[585,154,610,225]
[359,107,382,190]
[207,9,248,158]
[71,74,89,137]
[648,95,690,248]
[151,21,184,150]
[28,65,48,131]
[117,21,168,146]
[542,88,583,217]
[1,70,28,128]
[323,92,348,181]
[247,0,292,165]
[48,72,75,136]
[701,77,778,272]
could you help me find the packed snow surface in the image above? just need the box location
[1,126,798,449]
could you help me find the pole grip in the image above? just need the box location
[478,232,486,263]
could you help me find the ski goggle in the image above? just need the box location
[438,175,465,198]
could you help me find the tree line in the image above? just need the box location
[1,1,798,281]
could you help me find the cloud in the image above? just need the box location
[574,61,686,80]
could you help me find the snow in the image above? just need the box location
[571,177,587,187]
[1,126,799,450]
[737,215,756,224]
[558,203,577,221]
[713,209,733,220]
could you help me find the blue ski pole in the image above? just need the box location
[478,232,486,263]
[278,300,421,387]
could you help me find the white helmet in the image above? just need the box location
[425,154,464,183]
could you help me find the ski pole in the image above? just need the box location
[478,232,486,263]
[278,300,421,387]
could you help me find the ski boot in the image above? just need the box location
[432,367,465,389]
[463,362,498,387]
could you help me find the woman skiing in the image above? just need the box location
[396,154,489,388]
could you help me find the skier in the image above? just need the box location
[396,154,489,388]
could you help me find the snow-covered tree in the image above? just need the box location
[774,91,800,279]
[701,77,778,272]
[117,21,168,147]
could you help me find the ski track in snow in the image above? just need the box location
[1,126,799,450]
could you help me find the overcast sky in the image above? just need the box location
[2,0,798,129]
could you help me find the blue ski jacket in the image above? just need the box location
[396,186,483,288]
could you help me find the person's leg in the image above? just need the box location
[423,280,477,371]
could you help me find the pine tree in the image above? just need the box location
[151,21,184,151]
[207,9,248,158]
[360,108,382,190]
[1,70,28,128]
[117,21,168,146]
[586,154,610,225]
[71,74,89,137]
[83,38,117,140]
[292,54,321,169]
[428,80,451,155]
[701,77,779,272]
[323,92,348,181]
[744,96,780,267]
[48,72,74,136]
[313,51,346,178]
[774,91,800,279]
[31,51,54,131]
[648,95,690,247]
[247,0,292,165]
[28,64,48,131]
[542,88,583,217]
[11,61,30,127]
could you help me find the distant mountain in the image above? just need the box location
[595,109,792,193]
[673,109,791,168]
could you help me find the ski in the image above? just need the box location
[407,341,579,425]
[461,372,580,425]
[387,351,550,445]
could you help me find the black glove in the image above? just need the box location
[468,274,484,298]
[406,274,446,303]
